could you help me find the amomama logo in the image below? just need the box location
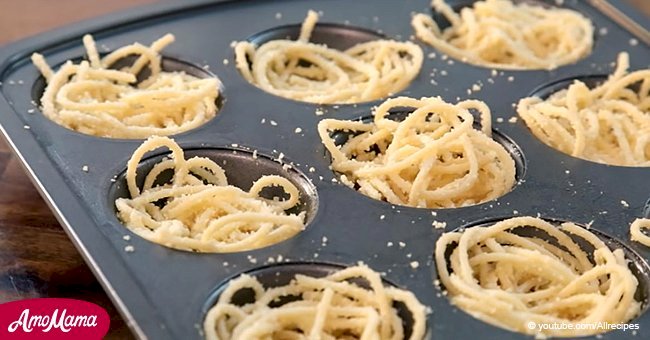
[0,298,110,339]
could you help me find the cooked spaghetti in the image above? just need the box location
[203,264,427,340]
[411,0,593,70]
[32,34,220,138]
[631,218,650,247]
[518,52,650,166]
[115,136,305,252]
[436,216,640,337]
[318,96,516,208]
[235,10,423,104]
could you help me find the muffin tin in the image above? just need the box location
[0,0,648,339]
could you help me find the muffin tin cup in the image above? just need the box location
[201,262,431,339]
[0,0,648,339]
[108,146,320,250]
[439,217,650,317]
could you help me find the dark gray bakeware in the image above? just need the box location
[0,0,649,339]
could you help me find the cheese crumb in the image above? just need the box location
[410,261,419,269]
[294,127,302,134]
[621,200,629,208]
[380,215,385,220]
[122,235,131,241]
[432,221,446,229]
[82,165,89,172]
[124,245,135,252]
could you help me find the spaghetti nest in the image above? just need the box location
[235,10,423,104]
[318,96,516,208]
[518,52,650,166]
[411,0,593,70]
[115,136,305,252]
[32,34,220,138]
[203,264,427,340]
[436,216,641,337]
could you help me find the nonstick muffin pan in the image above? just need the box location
[0,0,649,339]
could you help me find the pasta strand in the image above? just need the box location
[235,11,423,104]
[115,136,305,252]
[203,265,427,340]
[436,216,640,337]
[318,96,516,208]
[32,34,220,138]
[517,52,650,166]
[412,0,593,70]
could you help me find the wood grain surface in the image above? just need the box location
[0,1,647,339]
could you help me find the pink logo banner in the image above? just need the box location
[0,298,110,339]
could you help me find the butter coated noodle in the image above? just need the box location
[318,96,516,208]
[412,0,593,70]
[203,264,427,340]
[235,11,423,104]
[436,216,640,337]
[518,52,650,166]
[631,218,650,247]
[32,34,219,138]
[115,136,304,252]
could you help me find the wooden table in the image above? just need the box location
[0,1,647,339]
